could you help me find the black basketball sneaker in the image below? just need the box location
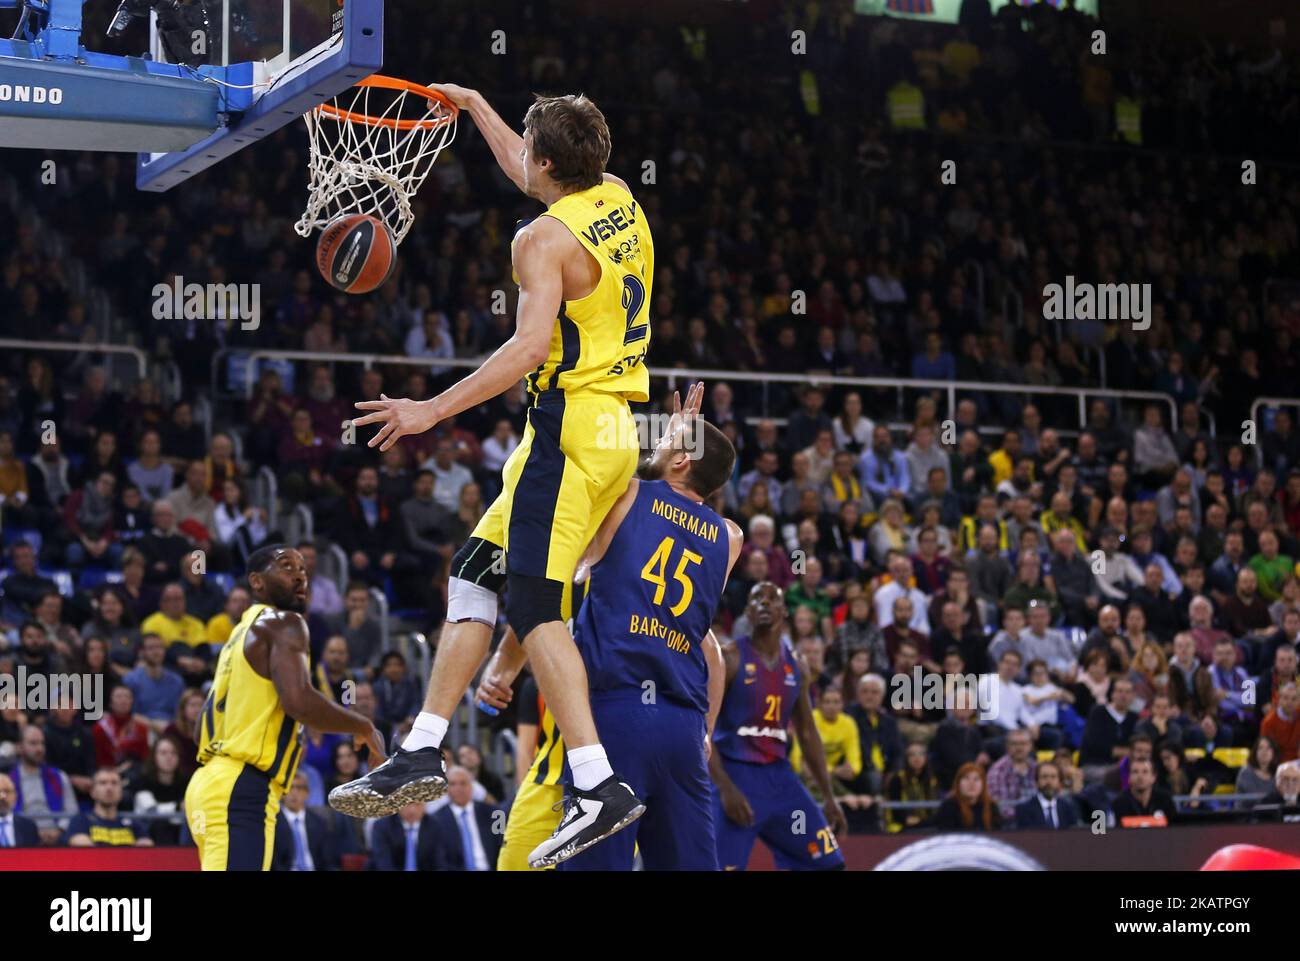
[527,775,646,868]
[328,745,447,818]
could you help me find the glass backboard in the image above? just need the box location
[136,0,381,192]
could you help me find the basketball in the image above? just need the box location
[315,213,397,294]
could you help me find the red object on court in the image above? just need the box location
[315,213,397,294]
[1199,844,1300,871]
[0,847,199,870]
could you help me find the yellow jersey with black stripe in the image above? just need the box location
[197,603,305,790]
[519,179,654,402]
[522,683,565,788]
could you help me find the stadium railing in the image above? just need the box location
[229,349,1184,433]
[16,339,1175,451]
[404,630,432,686]
[0,338,148,381]
[286,502,314,545]
[324,543,348,596]
[255,465,280,534]
[367,586,391,655]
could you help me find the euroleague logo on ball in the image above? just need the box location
[336,233,365,285]
[316,213,396,294]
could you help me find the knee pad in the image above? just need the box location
[447,576,499,627]
[450,536,507,594]
[506,573,565,643]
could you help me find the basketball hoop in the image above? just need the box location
[295,75,458,246]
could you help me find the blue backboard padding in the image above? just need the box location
[136,0,383,192]
[0,52,219,151]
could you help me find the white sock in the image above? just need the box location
[568,744,613,791]
[402,712,448,752]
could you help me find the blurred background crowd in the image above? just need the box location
[2,0,1300,864]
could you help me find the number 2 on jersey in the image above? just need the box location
[640,535,702,616]
[621,275,648,345]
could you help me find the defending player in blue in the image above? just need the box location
[556,406,742,870]
[477,383,743,868]
[711,582,847,870]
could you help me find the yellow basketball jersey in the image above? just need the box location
[521,179,654,402]
[197,602,305,789]
[527,700,565,787]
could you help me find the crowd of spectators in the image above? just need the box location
[3,0,1300,863]
[725,385,1300,832]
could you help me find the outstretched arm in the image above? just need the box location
[703,630,724,748]
[352,220,562,450]
[428,84,526,192]
[707,521,742,745]
[428,84,630,195]
[265,613,385,759]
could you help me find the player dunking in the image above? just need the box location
[185,545,385,870]
[711,582,848,870]
[480,391,743,868]
[333,84,653,864]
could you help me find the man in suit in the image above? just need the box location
[369,801,439,871]
[330,465,413,596]
[1014,761,1080,830]
[273,772,346,871]
[428,766,502,871]
[0,773,40,847]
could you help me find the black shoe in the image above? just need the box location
[328,745,447,818]
[527,775,645,868]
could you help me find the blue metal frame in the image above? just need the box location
[0,0,381,186]
[0,55,221,151]
[136,0,384,192]
[0,0,223,152]
[1,0,222,84]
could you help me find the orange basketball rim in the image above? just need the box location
[314,75,459,131]
[294,74,460,246]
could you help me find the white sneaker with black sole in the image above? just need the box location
[527,774,645,868]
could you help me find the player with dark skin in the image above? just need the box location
[711,582,847,836]
[241,547,387,762]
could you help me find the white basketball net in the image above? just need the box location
[295,78,458,246]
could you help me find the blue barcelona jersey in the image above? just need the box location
[713,635,802,765]
[574,479,731,714]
